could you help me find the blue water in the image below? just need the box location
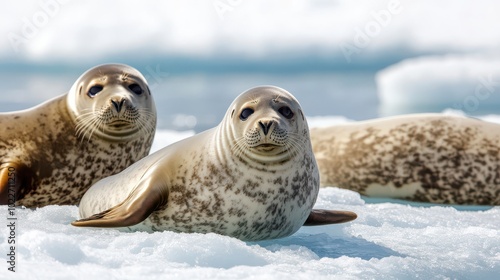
[0,70,378,131]
[3,67,499,132]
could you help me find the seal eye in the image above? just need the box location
[88,85,103,97]
[128,84,143,95]
[240,108,254,121]
[278,106,294,119]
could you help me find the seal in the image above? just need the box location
[310,113,500,205]
[0,63,157,207]
[72,86,357,241]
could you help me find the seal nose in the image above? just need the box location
[259,120,274,136]
[111,98,126,113]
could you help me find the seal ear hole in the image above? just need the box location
[240,108,254,121]
[128,84,143,95]
[278,106,294,119]
[299,109,305,121]
[88,85,103,97]
[231,109,235,118]
[78,86,82,96]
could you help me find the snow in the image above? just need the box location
[1,188,498,279]
[305,116,353,128]
[2,124,499,279]
[377,54,500,116]
[149,130,195,154]
[307,111,500,128]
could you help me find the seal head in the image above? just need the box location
[67,64,155,142]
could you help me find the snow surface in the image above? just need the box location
[1,114,499,279]
[377,55,500,116]
[1,188,498,279]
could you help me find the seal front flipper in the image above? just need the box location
[0,162,35,205]
[303,209,357,226]
[71,177,168,227]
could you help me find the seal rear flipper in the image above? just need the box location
[71,177,168,228]
[0,162,34,205]
[303,209,357,226]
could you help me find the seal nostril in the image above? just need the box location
[111,100,119,112]
[266,122,273,130]
[259,121,273,135]
[111,99,126,113]
[119,99,126,110]
[259,122,266,134]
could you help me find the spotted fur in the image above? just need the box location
[311,114,500,205]
[141,142,317,240]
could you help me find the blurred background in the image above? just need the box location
[1,0,499,132]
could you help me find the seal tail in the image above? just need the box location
[303,209,357,226]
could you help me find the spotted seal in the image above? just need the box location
[310,113,500,205]
[0,64,157,207]
[72,86,357,241]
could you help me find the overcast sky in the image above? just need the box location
[1,0,499,70]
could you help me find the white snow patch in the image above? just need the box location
[377,54,500,116]
[150,130,195,154]
[1,187,498,279]
[306,116,352,128]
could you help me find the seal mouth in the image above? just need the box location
[107,120,134,129]
[254,143,282,152]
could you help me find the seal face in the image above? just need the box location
[0,64,157,207]
[311,114,500,205]
[72,86,356,241]
[68,64,156,142]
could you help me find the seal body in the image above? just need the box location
[73,86,356,241]
[0,64,156,207]
[311,114,500,205]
